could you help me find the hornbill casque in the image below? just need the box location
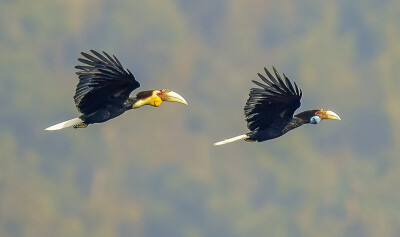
[214,67,341,145]
[45,50,188,131]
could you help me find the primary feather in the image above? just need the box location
[244,67,302,133]
[74,50,140,115]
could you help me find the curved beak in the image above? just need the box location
[161,90,188,105]
[319,110,341,120]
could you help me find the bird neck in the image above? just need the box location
[124,97,138,110]
[282,117,308,134]
[125,96,162,109]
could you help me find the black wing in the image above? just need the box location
[74,50,140,115]
[244,67,302,132]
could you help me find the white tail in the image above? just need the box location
[44,117,83,131]
[214,134,249,146]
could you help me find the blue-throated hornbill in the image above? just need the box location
[214,67,341,145]
[45,50,188,131]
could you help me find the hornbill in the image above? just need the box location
[214,67,341,145]
[45,50,188,131]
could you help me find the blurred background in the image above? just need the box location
[1,0,400,236]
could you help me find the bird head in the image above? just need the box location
[133,89,188,108]
[296,109,341,125]
[310,109,341,124]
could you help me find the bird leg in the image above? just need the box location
[73,123,88,129]
[245,138,256,142]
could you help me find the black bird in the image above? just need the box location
[214,67,341,145]
[45,50,188,131]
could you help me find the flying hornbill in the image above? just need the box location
[45,50,188,131]
[214,67,341,145]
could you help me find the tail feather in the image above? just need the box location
[44,117,83,131]
[214,134,249,146]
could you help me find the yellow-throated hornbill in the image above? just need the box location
[214,67,341,145]
[45,50,188,131]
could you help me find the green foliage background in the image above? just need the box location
[1,0,400,236]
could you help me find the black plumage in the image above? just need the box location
[73,50,141,126]
[74,50,140,115]
[213,66,340,145]
[45,50,188,131]
[243,67,303,141]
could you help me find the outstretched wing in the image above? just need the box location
[244,67,302,132]
[74,50,140,115]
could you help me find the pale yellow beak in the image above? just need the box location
[161,90,188,105]
[319,110,341,120]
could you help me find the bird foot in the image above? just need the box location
[73,123,88,129]
[245,138,256,143]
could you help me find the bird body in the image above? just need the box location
[45,50,188,131]
[214,67,341,145]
